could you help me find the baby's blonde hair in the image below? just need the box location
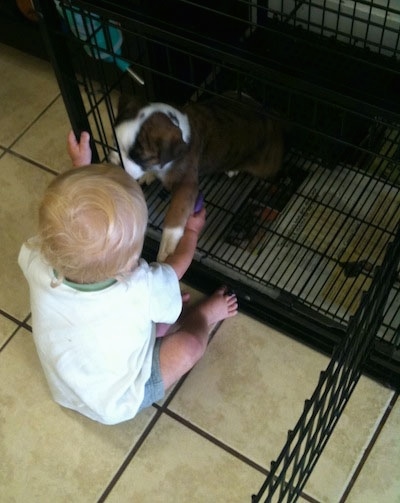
[38,163,148,285]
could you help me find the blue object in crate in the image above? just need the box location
[54,1,143,84]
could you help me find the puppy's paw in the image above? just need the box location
[139,172,157,185]
[157,226,185,262]
[108,149,120,166]
[226,170,239,178]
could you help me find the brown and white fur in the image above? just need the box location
[109,94,284,261]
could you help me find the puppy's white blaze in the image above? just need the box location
[109,122,145,179]
[117,103,190,151]
[157,226,185,262]
[110,103,191,178]
[138,103,191,143]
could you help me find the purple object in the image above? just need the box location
[194,192,204,213]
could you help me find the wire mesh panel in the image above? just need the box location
[34,0,400,385]
[267,0,400,57]
[252,222,400,502]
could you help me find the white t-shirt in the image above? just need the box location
[18,244,182,425]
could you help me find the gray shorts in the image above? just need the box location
[138,338,165,411]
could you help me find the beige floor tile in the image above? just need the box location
[107,413,266,503]
[346,398,400,503]
[0,314,17,347]
[169,313,329,466]
[304,376,393,501]
[12,96,72,173]
[168,312,395,501]
[1,328,157,502]
[0,44,59,147]
[12,86,121,172]
[0,153,54,319]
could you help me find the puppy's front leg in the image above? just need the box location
[157,181,198,262]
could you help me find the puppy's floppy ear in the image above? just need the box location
[159,137,189,167]
[116,94,147,123]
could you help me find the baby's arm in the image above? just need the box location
[67,130,92,168]
[164,208,206,280]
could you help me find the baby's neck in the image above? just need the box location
[63,277,117,292]
[53,269,117,291]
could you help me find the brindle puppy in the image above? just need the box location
[109,93,284,261]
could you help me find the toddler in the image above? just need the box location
[18,131,238,425]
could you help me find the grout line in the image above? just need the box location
[0,324,22,352]
[163,407,269,476]
[339,392,399,502]
[154,320,224,410]
[5,94,61,151]
[161,408,321,503]
[301,493,322,503]
[0,312,32,351]
[155,373,190,410]
[5,149,60,176]
[96,324,223,501]
[0,309,31,327]
[97,407,164,503]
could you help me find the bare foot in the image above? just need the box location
[67,130,92,168]
[197,286,238,326]
[158,287,238,389]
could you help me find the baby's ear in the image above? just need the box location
[116,94,147,122]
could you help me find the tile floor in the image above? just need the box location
[0,43,399,503]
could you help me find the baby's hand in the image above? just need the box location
[185,207,206,235]
[67,130,92,168]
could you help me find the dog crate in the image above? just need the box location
[35,1,400,500]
